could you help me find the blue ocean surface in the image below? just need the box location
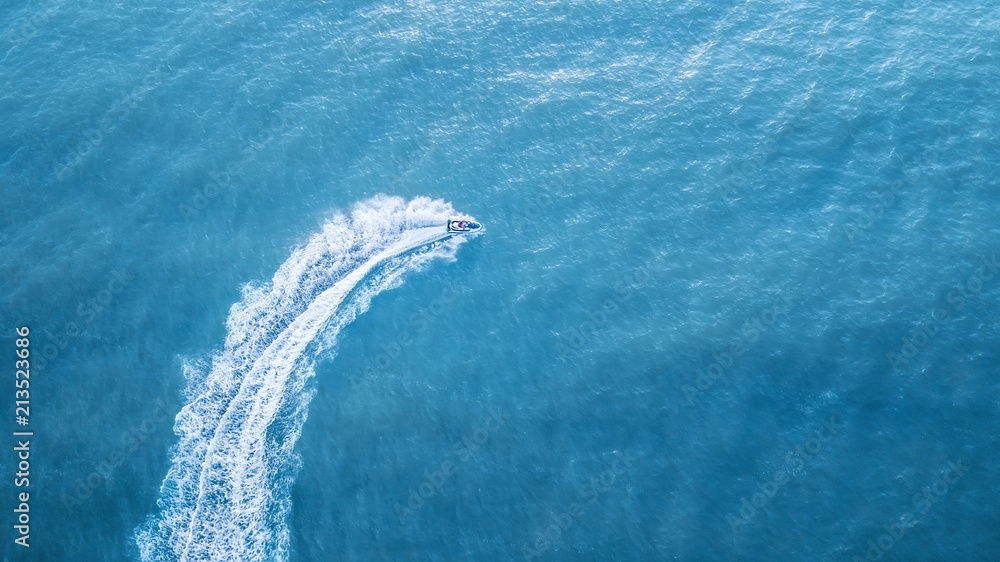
[1,0,998,560]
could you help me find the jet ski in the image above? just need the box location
[447,220,483,233]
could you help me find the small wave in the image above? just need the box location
[135,195,475,561]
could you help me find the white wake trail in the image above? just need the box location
[135,196,476,561]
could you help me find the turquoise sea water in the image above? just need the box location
[2,0,999,560]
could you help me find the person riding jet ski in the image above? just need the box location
[447,220,483,233]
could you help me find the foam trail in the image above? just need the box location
[135,195,476,561]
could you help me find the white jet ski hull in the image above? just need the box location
[447,220,483,233]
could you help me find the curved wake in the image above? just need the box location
[135,195,477,561]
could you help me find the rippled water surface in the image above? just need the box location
[1,0,998,560]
